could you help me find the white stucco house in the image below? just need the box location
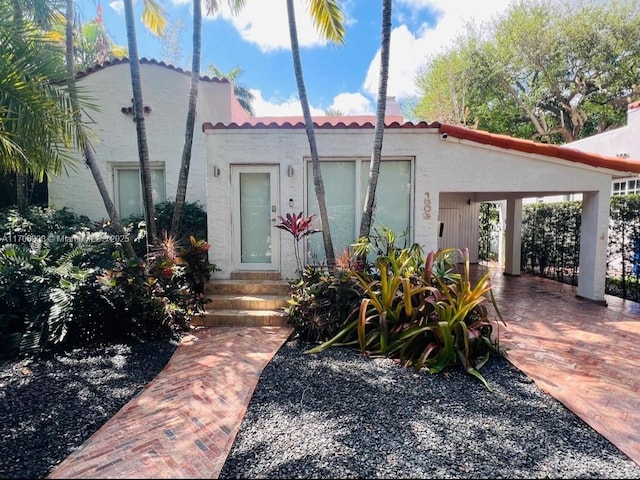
[203,118,640,304]
[48,58,250,220]
[47,58,640,304]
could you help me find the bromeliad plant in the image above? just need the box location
[275,211,321,275]
[306,245,505,390]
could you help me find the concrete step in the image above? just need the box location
[208,294,289,311]
[191,309,289,327]
[205,279,291,296]
[230,271,282,281]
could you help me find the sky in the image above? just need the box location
[75,0,516,118]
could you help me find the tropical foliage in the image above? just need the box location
[275,211,321,274]
[412,0,640,143]
[284,265,362,343]
[0,1,83,180]
[0,206,214,359]
[208,64,255,116]
[285,226,505,389]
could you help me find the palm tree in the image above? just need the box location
[208,64,255,116]
[324,107,344,116]
[72,13,127,69]
[359,0,392,240]
[122,0,167,246]
[170,0,246,238]
[286,0,344,269]
[1,0,80,212]
[64,0,135,257]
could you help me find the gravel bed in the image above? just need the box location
[0,336,182,479]
[2,334,639,479]
[220,338,640,479]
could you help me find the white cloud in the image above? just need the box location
[109,0,124,15]
[250,89,325,117]
[328,93,373,115]
[251,89,372,118]
[364,0,515,99]
[205,0,330,52]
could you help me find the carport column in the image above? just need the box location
[504,198,522,276]
[577,191,609,303]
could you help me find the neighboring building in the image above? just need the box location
[203,118,640,303]
[569,101,640,197]
[48,58,250,221]
[525,101,640,203]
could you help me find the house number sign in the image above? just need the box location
[423,192,431,220]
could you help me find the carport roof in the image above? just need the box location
[202,119,640,175]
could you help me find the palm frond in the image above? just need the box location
[309,0,345,44]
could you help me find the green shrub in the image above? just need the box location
[0,241,114,358]
[284,265,363,343]
[0,206,213,359]
[122,201,208,257]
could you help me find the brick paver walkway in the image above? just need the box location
[480,266,640,466]
[47,326,293,479]
[47,266,640,478]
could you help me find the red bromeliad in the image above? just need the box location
[275,211,321,274]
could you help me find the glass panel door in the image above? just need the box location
[232,165,279,270]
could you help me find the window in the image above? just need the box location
[612,179,640,196]
[114,166,166,219]
[306,158,412,263]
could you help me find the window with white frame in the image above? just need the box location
[612,179,640,196]
[305,158,412,263]
[114,165,166,219]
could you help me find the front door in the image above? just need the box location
[232,165,280,271]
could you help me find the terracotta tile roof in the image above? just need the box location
[74,57,229,84]
[202,119,640,174]
[438,123,640,174]
[201,118,419,130]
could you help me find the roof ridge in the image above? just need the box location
[202,120,435,130]
[438,123,640,174]
[202,120,640,174]
[74,57,230,84]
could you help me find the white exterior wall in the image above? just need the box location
[48,63,236,220]
[568,108,640,160]
[206,127,618,281]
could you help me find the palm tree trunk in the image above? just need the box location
[64,0,135,258]
[171,0,201,237]
[12,1,27,214]
[15,172,28,213]
[286,0,335,269]
[359,0,392,240]
[123,0,157,246]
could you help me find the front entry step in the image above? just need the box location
[192,272,291,328]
